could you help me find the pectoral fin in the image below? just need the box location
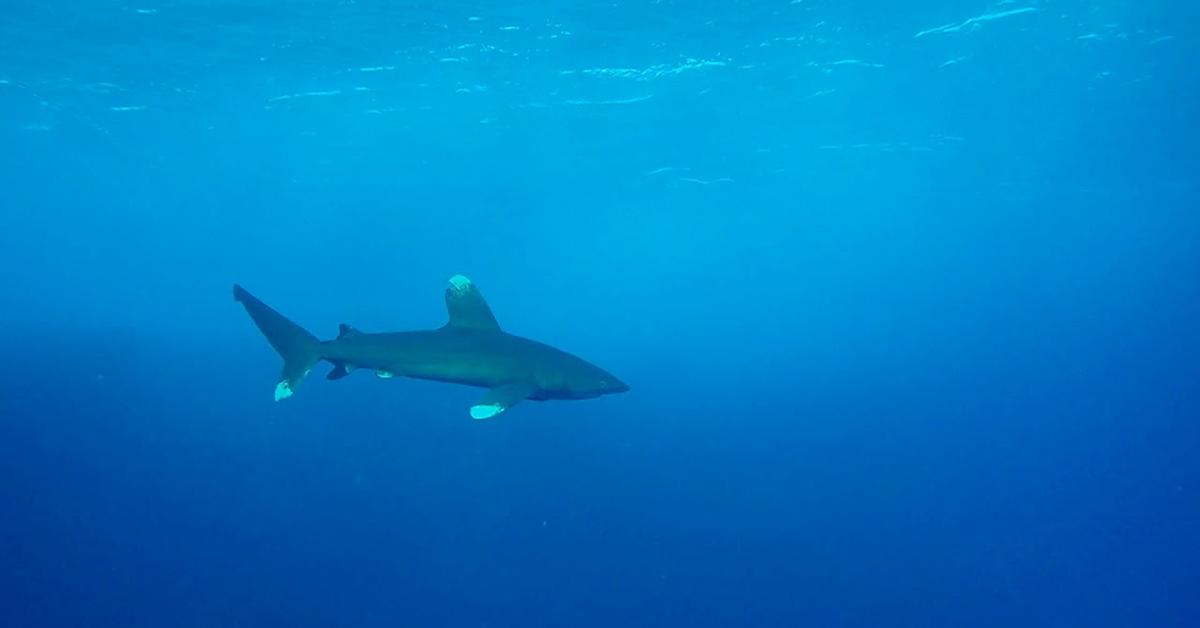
[470,381,538,420]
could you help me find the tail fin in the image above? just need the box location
[233,284,322,400]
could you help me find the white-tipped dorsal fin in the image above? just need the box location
[449,274,471,291]
[443,274,501,332]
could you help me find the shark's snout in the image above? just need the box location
[603,378,630,394]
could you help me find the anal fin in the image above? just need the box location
[326,361,355,380]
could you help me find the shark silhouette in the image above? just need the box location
[233,275,628,419]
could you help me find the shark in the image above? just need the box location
[233,275,629,419]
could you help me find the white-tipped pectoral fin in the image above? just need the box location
[470,381,538,420]
[470,403,505,420]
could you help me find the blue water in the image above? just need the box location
[2,1,1197,626]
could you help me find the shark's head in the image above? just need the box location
[539,357,630,400]
[581,368,631,398]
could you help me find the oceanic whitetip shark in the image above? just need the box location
[233,275,629,419]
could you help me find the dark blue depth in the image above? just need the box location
[1,2,1197,626]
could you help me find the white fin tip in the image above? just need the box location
[470,404,504,420]
[448,274,472,292]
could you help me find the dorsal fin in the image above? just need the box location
[337,323,361,339]
[443,274,500,332]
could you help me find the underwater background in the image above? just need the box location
[1,1,1197,626]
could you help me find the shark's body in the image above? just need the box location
[233,275,628,419]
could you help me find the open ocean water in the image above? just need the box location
[1,1,1198,626]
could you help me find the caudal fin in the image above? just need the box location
[233,284,322,400]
